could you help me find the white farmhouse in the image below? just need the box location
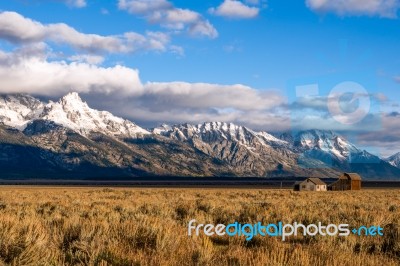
[294,178,327,191]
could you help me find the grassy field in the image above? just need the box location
[0,187,399,266]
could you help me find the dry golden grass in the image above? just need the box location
[0,187,398,266]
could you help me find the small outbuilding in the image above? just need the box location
[293,178,327,191]
[329,173,362,191]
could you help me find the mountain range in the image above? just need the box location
[0,92,399,180]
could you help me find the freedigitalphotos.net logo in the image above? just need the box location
[188,219,384,242]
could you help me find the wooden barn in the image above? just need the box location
[294,178,327,192]
[329,173,362,191]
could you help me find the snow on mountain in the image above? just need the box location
[0,92,149,138]
[151,122,340,177]
[1,93,399,179]
[0,94,44,130]
[293,130,361,161]
[152,123,173,135]
[386,152,400,168]
[39,92,149,137]
[257,131,288,146]
[153,122,287,148]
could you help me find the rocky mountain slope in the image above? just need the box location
[153,122,338,177]
[285,130,400,179]
[385,152,400,168]
[0,92,399,179]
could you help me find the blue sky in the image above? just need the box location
[0,0,400,155]
[1,0,399,90]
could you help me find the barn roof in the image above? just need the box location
[340,173,362,180]
[307,178,327,185]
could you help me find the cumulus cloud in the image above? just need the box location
[0,47,142,96]
[118,0,218,38]
[0,11,173,54]
[140,82,283,111]
[306,0,400,18]
[209,0,260,19]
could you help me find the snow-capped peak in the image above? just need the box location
[293,130,361,161]
[0,92,149,138]
[152,123,172,135]
[153,121,287,148]
[153,122,255,144]
[60,92,87,107]
[0,94,44,130]
[39,92,149,137]
[256,131,288,145]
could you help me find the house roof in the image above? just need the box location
[307,178,327,185]
[340,173,362,180]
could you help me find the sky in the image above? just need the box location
[0,0,400,156]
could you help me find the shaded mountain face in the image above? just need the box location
[0,93,399,179]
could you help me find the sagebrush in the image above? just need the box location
[0,187,399,265]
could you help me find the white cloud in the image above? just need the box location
[141,82,284,111]
[64,0,87,8]
[118,0,218,38]
[0,11,46,43]
[188,20,218,38]
[0,11,173,54]
[306,0,400,18]
[0,47,142,96]
[209,0,260,19]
